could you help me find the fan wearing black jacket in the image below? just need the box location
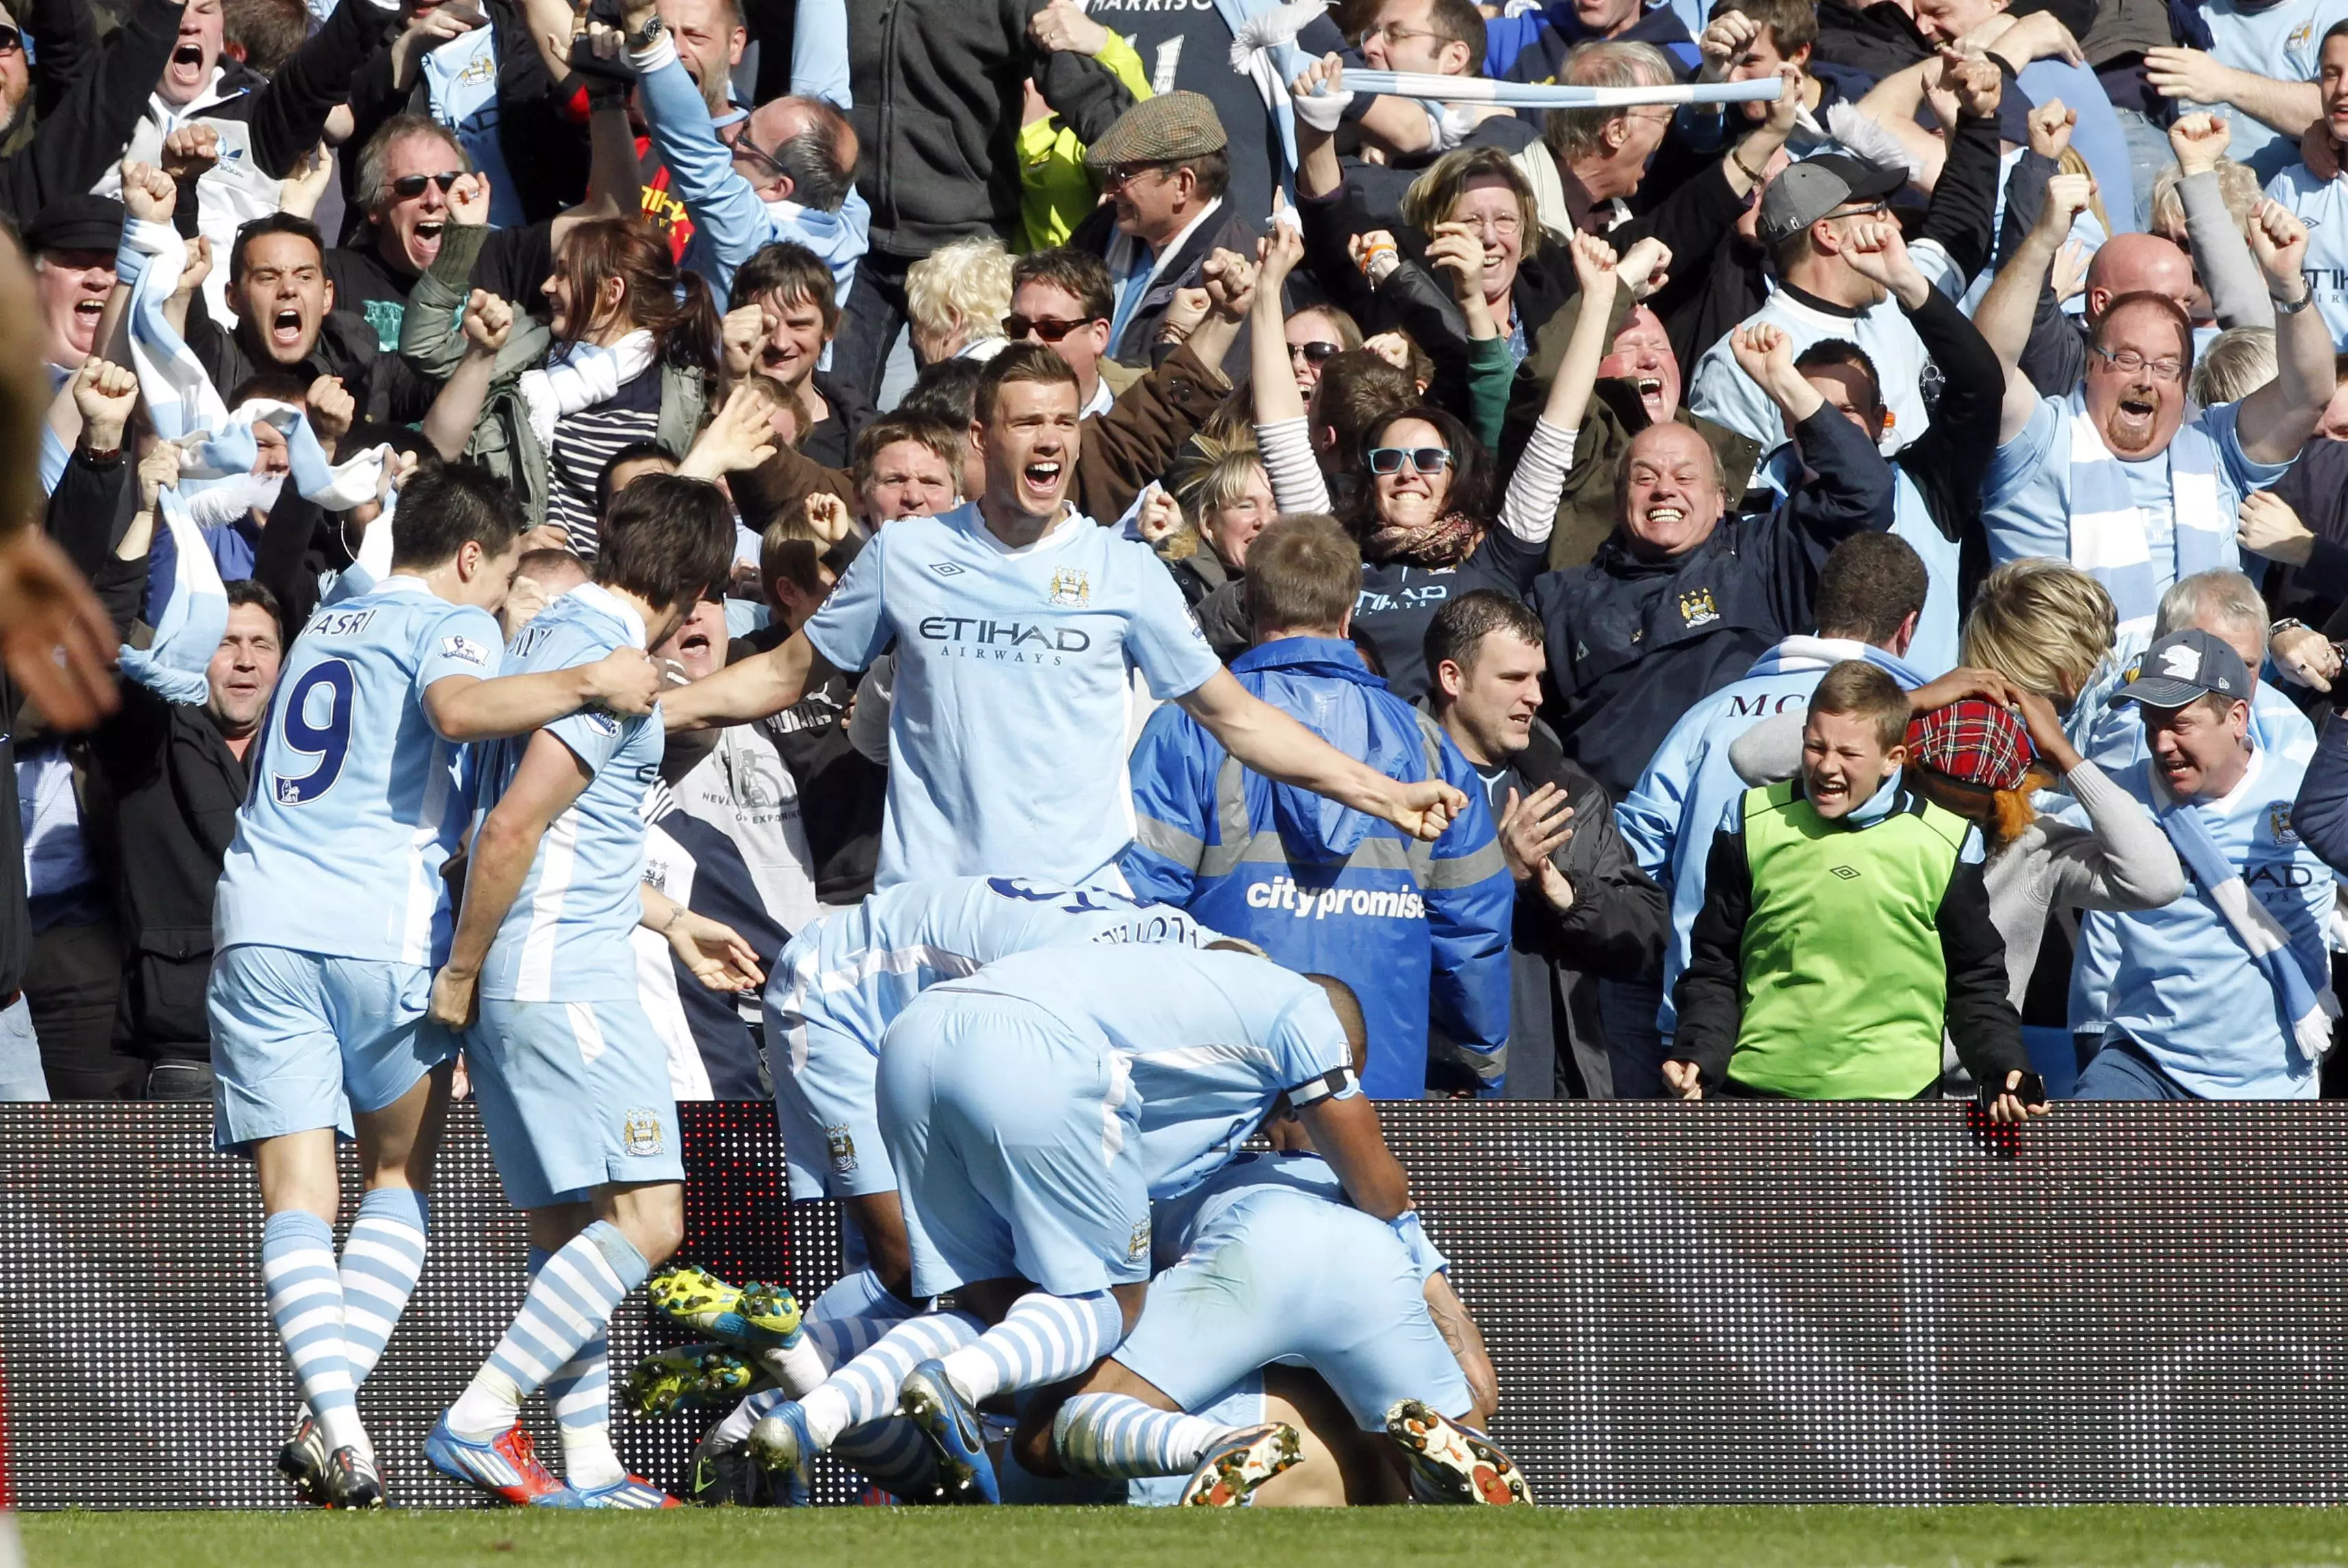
[1424,589,1667,1099]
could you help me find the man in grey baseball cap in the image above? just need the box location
[1685,50,2009,463]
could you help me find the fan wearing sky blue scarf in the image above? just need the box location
[2078,628,2336,1100]
[1974,172,2337,645]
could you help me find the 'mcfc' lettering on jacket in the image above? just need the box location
[1725,692,1812,719]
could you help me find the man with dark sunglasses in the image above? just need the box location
[1007,248,1136,419]
[325,114,475,357]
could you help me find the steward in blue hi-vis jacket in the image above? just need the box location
[1119,636,1513,1099]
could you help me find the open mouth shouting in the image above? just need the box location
[167,40,209,92]
[1019,457,1065,507]
[2106,389,2160,452]
[268,306,307,355]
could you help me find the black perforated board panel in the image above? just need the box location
[2,1101,2346,1507]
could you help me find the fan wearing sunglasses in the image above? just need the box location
[1342,405,1529,704]
[323,115,480,361]
[1284,304,1361,397]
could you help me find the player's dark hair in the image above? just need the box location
[1814,532,1927,645]
[389,460,527,573]
[1423,589,1544,697]
[595,440,677,520]
[899,358,989,428]
[596,474,737,614]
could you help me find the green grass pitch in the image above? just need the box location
[19,1507,2348,1568]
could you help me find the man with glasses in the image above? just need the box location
[1069,92,1257,368]
[327,115,476,357]
[1977,173,2338,642]
[1007,249,1134,418]
[1687,75,2003,469]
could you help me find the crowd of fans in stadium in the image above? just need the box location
[10,0,2348,1118]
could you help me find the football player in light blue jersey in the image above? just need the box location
[206,465,667,1511]
[748,944,1415,1505]
[663,343,1468,887]
[1017,1147,1531,1508]
[424,477,768,1510]
[664,875,1218,1497]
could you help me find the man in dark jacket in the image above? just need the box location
[831,0,1136,402]
[88,526,283,1098]
[1424,589,1665,1099]
[0,0,179,231]
[1490,317,1898,800]
[1069,92,1258,371]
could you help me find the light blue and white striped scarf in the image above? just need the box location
[2154,772,2338,1063]
[116,216,395,701]
[2062,385,2230,646]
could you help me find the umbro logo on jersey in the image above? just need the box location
[1830,866,1860,880]
[928,562,966,577]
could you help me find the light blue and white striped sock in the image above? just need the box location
[798,1309,982,1448]
[337,1187,428,1387]
[830,1415,943,1497]
[940,1290,1123,1403]
[262,1210,366,1459]
[523,1245,625,1491]
[446,1222,648,1440]
[1055,1391,1235,1478]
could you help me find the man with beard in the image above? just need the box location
[1977,171,2337,644]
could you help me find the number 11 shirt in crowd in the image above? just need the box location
[213,577,504,968]
[803,503,1223,888]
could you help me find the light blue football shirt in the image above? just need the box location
[2264,161,2348,349]
[473,584,664,1004]
[2200,0,2348,179]
[801,502,1223,888]
[769,874,1215,1064]
[421,26,526,230]
[933,944,1358,1201]
[215,575,501,966]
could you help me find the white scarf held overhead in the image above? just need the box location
[518,330,658,450]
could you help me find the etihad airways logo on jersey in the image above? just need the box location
[1245,876,1426,921]
[917,615,1093,662]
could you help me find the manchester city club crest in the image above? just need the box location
[623,1108,665,1157]
[1126,1218,1151,1262]
[824,1123,859,1175]
[1049,567,1091,607]
[1678,588,1721,627]
[2272,804,2300,844]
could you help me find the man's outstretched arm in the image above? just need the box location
[1175,668,1468,841]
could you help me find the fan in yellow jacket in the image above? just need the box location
[1019,4,1155,251]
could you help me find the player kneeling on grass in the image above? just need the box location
[744,945,1413,1504]
[207,464,670,1509]
[1014,1097,1532,1506]
[424,478,767,1508]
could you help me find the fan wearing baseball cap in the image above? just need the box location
[1665,660,2038,1114]
[1684,50,2007,475]
[2075,628,2338,1100]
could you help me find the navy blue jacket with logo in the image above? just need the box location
[1118,637,1514,1099]
[1492,404,1898,799]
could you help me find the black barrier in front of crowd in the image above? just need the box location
[2,1100,2346,1508]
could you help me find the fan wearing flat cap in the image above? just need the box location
[1066,91,1260,368]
